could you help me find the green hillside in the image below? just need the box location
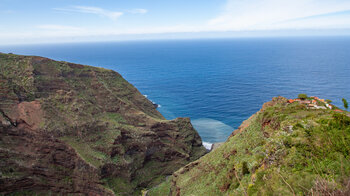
[149,97,350,195]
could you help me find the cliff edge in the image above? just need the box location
[0,53,206,195]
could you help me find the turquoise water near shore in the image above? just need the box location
[1,37,350,144]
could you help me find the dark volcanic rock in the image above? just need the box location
[0,121,114,195]
[0,53,206,195]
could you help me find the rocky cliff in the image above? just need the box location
[149,97,350,195]
[0,53,206,195]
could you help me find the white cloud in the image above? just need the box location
[2,1,350,45]
[55,6,123,21]
[37,25,83,31]
[129,8,148,14]
[208,0,350,31]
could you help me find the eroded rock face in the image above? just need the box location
[0,53,206,195]
[0,120,114,195]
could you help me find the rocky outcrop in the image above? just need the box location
[0,53,206,195]
[0,117,114,195]
[210,142,224,151]
[230,96,288,137]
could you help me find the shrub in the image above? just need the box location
[242,162,250,175]
[298,94,308,100]
[342,98,348,110]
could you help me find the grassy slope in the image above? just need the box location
[149,97,350,195]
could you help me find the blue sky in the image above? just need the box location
[1,0,350,44]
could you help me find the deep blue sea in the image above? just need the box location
[1,37,350,145]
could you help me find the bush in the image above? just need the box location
[298,94,308,100]
[342,98,348,110]
[242,162,250,175]
[325,99,332,103]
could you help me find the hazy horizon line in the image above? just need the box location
[1,30,350,46]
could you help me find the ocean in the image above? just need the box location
[1,37,350,144]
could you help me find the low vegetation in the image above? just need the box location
[150,97,350,195]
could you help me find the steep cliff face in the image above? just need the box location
[0,53,206,195]
[149,97,350,196]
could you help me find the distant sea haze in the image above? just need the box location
[1,37,350,144]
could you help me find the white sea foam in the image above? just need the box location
[203,142,213,150]
[146,98,161,108]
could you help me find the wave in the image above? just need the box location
[143,94,161,108]
[202,142,213,150]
